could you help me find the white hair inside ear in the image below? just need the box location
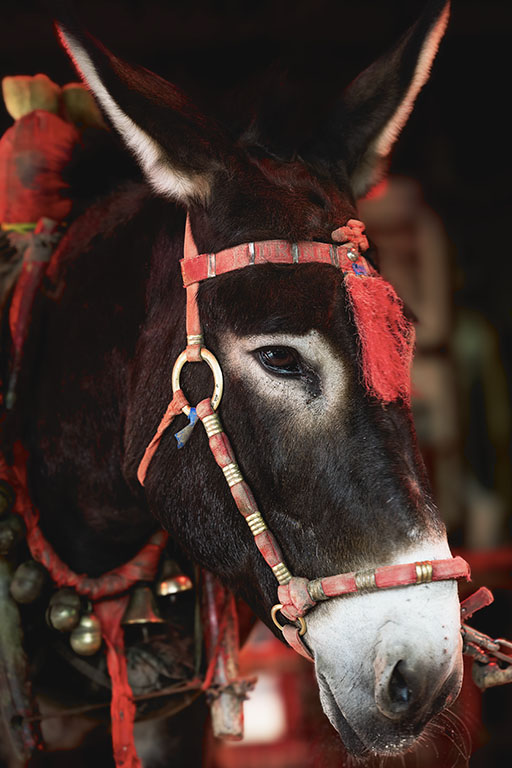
[373,3,450,160]
[57,25,212,203]
[350,2,450,199]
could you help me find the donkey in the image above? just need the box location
[2,0,468,764]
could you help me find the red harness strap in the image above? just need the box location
[277,558,471,659]
[181,238,367,286]
[137,389,189,485]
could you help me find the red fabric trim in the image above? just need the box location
[305,557,470,610]
[185,283,202,362]
[206,430,237,468]
[183,214,199,261]
[278,578,314,621]
[460,587,494,621]
[230,482,260,518]
[182,216,203,363]
[253,530,284,569]
[8,219,60,357]
[320,573,357,599]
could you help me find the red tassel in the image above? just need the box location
[344,272,415,403]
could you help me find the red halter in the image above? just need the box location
[138,216,471,660]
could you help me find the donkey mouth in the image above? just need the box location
[317,672,420,757]
[317,673,368,756]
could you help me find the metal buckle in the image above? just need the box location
[171,348,223,417]
[271,603,307,637]
[462,624,512,689]
[462,625,512,666]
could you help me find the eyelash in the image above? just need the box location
[255,346,303,377]
[253,346,322,398]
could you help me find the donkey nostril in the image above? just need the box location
[375,659,417,719]
[388,661,411,707]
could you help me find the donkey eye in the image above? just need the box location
[256,347,303,376]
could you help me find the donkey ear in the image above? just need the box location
[336,0,450,198]
[56,22,229,203]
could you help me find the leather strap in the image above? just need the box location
[282,626,313,661]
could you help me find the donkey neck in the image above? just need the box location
[13,185,182,575]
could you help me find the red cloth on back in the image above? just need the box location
[0,110,78,223]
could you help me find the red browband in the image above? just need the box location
[180,238,370,287]
[137,215,471,661]
[179,216,373,366]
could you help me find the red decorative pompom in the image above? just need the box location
[344,271,415,403]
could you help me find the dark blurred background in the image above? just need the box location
[1,0,511,765]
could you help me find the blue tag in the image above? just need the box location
[175,408,198,449]
[352,263,367,276]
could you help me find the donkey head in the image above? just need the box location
[58,1,461,757]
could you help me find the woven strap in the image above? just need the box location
[195,399,292,585]
[137,389,189,486]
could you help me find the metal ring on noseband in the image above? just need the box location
[171,348,223,417]
[271,603,307,637]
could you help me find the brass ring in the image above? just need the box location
[270,603,307,637]
[171,348,224,417]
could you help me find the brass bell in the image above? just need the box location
[121,585,164,625]
[9,560,46,604]
[47,589,81,632]
[70,612,102,656]
[156,558,193,597]
[0,514,25,556]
